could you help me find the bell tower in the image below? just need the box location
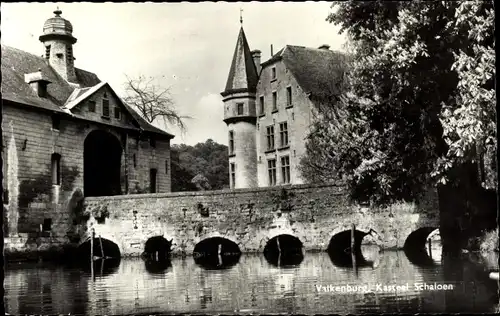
[220,24,259,189]
[39,8,78,83]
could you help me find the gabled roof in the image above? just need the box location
[1,44,174,139]
[221,27,258,96]
[262,45,348,102]
[1,45,100,112]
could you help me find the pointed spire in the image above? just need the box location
[222,27,258,96]
[240,8,243,25]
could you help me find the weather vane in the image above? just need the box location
[240,8,243,25]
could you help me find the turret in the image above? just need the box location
[39,8,78,83]
[220,27,258,189]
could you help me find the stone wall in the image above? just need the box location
[2,101,171,247]
[82,183,440,257]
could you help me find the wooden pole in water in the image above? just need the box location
[351,224,357,274]
[90,229,94,279]
[99,235,104,259]
[428,238,433,259]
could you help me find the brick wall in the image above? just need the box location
[82,183,440,257]
[2,101,171,248]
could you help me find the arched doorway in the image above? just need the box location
[84,130,122,197]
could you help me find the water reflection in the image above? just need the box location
[4,251,498,315]
[144,258,172,275]
[264,250,304,268]
[74,257,121,278]
[193,253,241,270]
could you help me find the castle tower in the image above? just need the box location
[221,26,259,189]
[39,8,78,83]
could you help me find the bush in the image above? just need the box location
[479,228,499,253]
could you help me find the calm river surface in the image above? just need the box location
[4,248,499,315]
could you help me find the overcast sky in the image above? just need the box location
[1,2,345,145]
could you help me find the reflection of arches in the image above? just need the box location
[193,237,241,270]
[263,235,304,268]
[75,237,121,277]
[328,249,375,269]
[84,130,122,197]
[143,236,173,260]
[404,227,441,267]
[145,258,172,275]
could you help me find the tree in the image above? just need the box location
[301,1,496,251]
[122,75,190,132]
[170,139,229,191]
[191,174,212,191]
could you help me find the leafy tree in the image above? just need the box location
[300,1,496,251]
[191,174,212,191]
[123,75,190,132]
[170,139,229,191]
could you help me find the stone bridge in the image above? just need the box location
[80,183,440,257]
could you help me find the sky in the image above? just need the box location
[1,2,345,145]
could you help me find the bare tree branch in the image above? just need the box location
[122,74,191,134]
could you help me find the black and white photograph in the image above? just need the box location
[1,1,498,315]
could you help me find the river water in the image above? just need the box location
[4,247,499,315]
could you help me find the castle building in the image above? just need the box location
[221,25,345,189]
[2,9,173,237]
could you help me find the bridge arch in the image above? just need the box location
[78,236,121,259]
[143,236,173,260]
[327,228,380,253]
[403,227,439,250]
[193,235,241,270]
[263,234,304,267]
[84,129,123,197]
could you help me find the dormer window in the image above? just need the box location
[272,67,277,80]
[114,107,121,119]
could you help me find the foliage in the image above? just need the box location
[171,139,229,192]
[300,1,496,205]
[123,75,190,132]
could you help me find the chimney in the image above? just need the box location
[251,49,262,74]
[270,44,274,56]
[25,69,52,98]
[318,44,331,50]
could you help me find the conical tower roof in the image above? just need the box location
[222,27,258,96]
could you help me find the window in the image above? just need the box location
[229,131,234,155]
[102,98,110,117]
[45,45,51,59]
[281,156,291,184]
[272,91,277,111]
[268,159,277,186]
[52,115,60,130]
[259,96,265,115]
[114,107,121,119]
[279,122,288,147]
[230,163,236,189]
[51,153,61,185]
[66,46,73,61]
[165,159,169,174]
[286,86,292,106]
[272,67,277,80]
[266,126,275,150]
[150,136,156,148]
[237,103,244,115]
[150,168,157,193]
[42,218,52,231]
[133,154,137,168]
[88,101,96,112]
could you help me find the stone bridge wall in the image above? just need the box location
[82,184,439,256]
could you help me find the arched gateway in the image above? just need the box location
[84,130,122,197]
